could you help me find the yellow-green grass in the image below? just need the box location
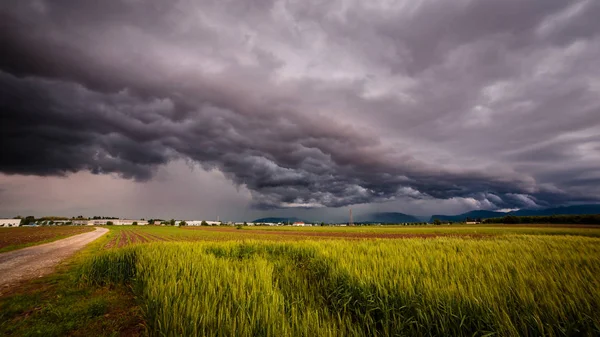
[99,225,600,249]
[0,228,144,337]
[80,235,600,336]
[240,224,600,236]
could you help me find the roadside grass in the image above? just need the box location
[0,229,144,337]
[0,227,95,253]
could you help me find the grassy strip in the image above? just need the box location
[240,225,600,237]
[0,228,145,337]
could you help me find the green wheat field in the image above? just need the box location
[77,226,600,337]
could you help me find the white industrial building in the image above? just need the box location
[0,218,21,227]
[186,220,222,226]
[117,219,148,225]
[83,219,148,226]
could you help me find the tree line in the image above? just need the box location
[483,214,600,224]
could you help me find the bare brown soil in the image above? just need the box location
[128,231,148,244]
[0,227,94,251]
[117,231,129,248]
[104,235,118,249]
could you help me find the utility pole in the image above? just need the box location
[349,208,353,226]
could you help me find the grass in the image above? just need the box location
[0,229,144,336]
[0,226,94,253]
[2,225,599,336]
[239,224,600,236]
[99,224,600,249]
[80,233,600,336]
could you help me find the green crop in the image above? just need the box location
[79,235,600,336]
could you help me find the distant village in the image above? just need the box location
[0,217,374,228]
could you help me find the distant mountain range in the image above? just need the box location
[253,204,600,224]
[429,210,507,223]
[253,212,422,224]
[429,204,600,222]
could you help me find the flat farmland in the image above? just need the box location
[100,224,600,249]
[0,226,94,253]
[83,231,600,336]
[3,225,600,336]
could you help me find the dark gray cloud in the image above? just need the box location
[1,0,599,212]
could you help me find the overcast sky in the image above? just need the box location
[1,0,599,221]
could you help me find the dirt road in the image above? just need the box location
[0,227,108,295]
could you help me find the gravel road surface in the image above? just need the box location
[0,227,108,295]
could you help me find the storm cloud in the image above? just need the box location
[1,0,599,211]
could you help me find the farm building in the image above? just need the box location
[87,219,148,225]
[293,222,305,226]
[234,222,256,226]
[0,218,21,227]
[184,220,222,226]
[117,220,148,225]
[89,219,110,225]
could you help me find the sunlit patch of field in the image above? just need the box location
[100,224,600,249]
[240,224,600,237]
[0,226,94,253]
[80,235,600,336]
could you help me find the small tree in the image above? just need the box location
[201,220,208,226]
[180,221,187,227]
[22,216,35,226]
[321,222,325,226]
[434,219,441,226]
[132,221,138,226]
[106,221,114,226]
[170,219,175,226]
